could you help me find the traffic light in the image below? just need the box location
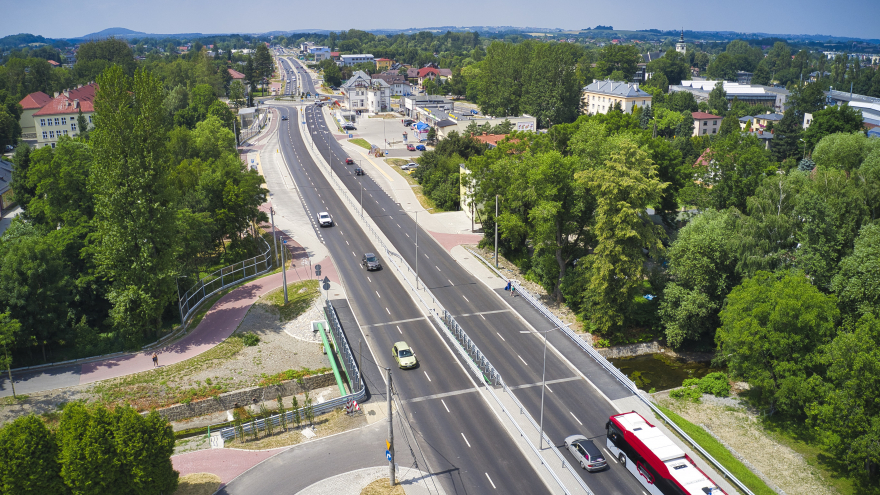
[315,264,321,277]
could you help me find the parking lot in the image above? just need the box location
[340,111,429,159]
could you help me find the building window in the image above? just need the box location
[46,119,53,127]
[40,118,46,126]
[712,129,717,134]
[55,118,60,126]
[61,117,67,125]
[71,123,77,131]
[63,130,68,135]
[43,131,48,139]
[703,129,707,135]
[88,116,92,123]
[703,121,707,126]
[49,130,55,138]
[51,143,56,149]
[713,120,717,125]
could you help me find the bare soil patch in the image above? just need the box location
[361,478,406,495]
[173,473,221,495]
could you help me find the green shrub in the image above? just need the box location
[670,372,731,401]
[241,332,260,346]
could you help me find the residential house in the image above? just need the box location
[18,91,53,140]
[691,111,722,136]
[582,80,652,115]
[229,68,247,86]
[340,54,375,67]
[634,51,663,84]
[371,73,412,96]
[33,83,97,148]
[375,58,393,71]
[416,67,452,88]
[341,71,390,113]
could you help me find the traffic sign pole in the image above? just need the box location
[387,368,395,486]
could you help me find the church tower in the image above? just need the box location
[676,29,686,54]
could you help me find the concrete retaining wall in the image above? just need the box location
[596,341,662,359]
[152,372,335,422]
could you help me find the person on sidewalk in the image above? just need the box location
[152,352,158,367]
[505,280,511,292]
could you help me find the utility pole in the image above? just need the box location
[270,207,279,267]
[415,210,419,290]
[387,368,395,486]
[494,195,499,268]
[281,239,289,304]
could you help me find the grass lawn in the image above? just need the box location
[264,280,319,322]
[383,158,441,212]
[349,138,372,149]
[654,404,777,495]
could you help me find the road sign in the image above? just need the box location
[322,276,330,284]
[386,440,391,450]
[322,283,330,290]
[315,265,321,271]
[385,450,392,462]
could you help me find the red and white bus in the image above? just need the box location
[606,412,727,495]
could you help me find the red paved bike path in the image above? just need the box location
[173,447,289,486]
[78,249,339,385]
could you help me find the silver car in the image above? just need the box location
[317,212,333,227]
[564,435,607,472]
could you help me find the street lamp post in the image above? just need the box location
[521,319,571,449]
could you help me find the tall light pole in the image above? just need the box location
[281,239,289,304]
[270,206,279,267]
[386,368,395,487]
[522,320,571,449]
[494,195,499,268]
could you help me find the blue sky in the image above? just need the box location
[3,0,879,40]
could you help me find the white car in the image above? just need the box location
[401,162,419,170]
[317,212,333,227]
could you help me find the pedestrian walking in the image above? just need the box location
[152,352,158,367]
[505,280,511,292]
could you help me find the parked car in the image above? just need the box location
[345,157,355,165]
[415,144,426,151]
[354,167,365,176]
[362,252,382,271]
[403,119,415,126]
[342,123,356,131]
[563,435,607,472]
[400,162,419,171]
[392,341,418,369]
[406,144,416,151]
[317,212,333,227]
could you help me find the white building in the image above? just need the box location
[340,54,375,67]
[675,30,686,54]
[341,71,390,113]
[309,46,331,62]
[582,80,653,115]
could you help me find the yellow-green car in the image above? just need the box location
[392,341,418,369]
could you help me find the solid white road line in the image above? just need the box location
[436,266,441,271]
[386,308,391,315]
[461,433,471,448]
[441,399,450,413]
[485,473,496,489]
[424,371,431,382]
[518,355,528,366]
[604,448,617,463]
[569,411,583,425]
[367,277,371,283]
[396,325,402,334]
[496,332,505,341]
[376,291,381,298]
[480,314,486,320]
[462,295,469,302]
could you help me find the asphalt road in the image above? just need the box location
[263,102,550,495]
[291,54,647,494]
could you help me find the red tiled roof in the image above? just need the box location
[691,112,721,120]
[228,68,246,79]
[331,52,340,57]
[376,58,391,61]
[19,91,53,110]
[417,67,439,78]
[473,133,519,147]
[33,83,97,116]
[48,60,60,66]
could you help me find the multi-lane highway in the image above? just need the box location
[286,56,648,494]
[246,96,551,494]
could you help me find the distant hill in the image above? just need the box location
[80,27,147,39]
[0,33,53,49]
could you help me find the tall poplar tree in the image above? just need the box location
[90,66,179,344]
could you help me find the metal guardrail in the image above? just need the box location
[178,236,273,330]
[442,310,503,386]
[468,251,755,495]
[217,301,365,440]
[325,300,361,393]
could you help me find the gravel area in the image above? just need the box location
[655,393,832,495]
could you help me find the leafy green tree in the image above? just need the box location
[0,312,20,398]
[808,313,880,484]
[192,115,235,161]
[0,415,65,494]
[803,104,865,151]
[771,109,803,162]
[706,52,737,81]
[576,136,667,333]
[832,224,880,321]
[25,137,94,228]
[669,91,698,113]
[660,209,740,347]
[707,81,728,116]
[228,80,246,109]
[90,66,180,344]
[765,42,792,73]
[717,113,739,138]
[751,59,771,85]
[647,49,690,85]
[253,43,274,81]
[790,82,826,116]
[643,72,669,94]
[593,44,641,81]
[521,42,583,127]
[812,131,879,173]
[59,403,124,494]
[717,270,839,415]
[74,38,136,83]
[112,408,179,495]
[689,133,773,212]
